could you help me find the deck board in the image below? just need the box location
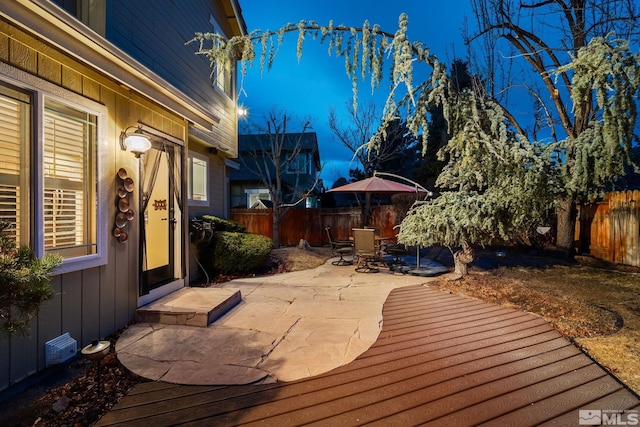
[96,285,639,426]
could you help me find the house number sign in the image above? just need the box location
[153,199,167,210]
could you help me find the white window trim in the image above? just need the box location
[188,151,209,207]
[1,62,109,274]
[208,13,232,99]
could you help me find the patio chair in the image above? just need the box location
[325,227,354,266]
[364,225,380,235]
[352,228,380,273]
[384,243,408,263]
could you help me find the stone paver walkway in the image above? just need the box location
[116,260,435,385]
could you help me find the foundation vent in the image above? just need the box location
[45,333,77,366]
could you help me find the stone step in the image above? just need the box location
[136,287,241,327]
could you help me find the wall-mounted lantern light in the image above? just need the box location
[120,126,152,157]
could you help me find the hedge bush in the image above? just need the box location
[201,215,246,233]
[201,231,272,276]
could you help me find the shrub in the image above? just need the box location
[201,215,246,233]
[0,221,62,336]
[202,231,272,276]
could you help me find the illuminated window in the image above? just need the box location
[188,152,209,206]
[0,75,107,273]
[0,83,31,246]
[43,99,97,259]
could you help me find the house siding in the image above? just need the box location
[0,17,186,392]
[106,0,239,156]
[187,147,228,220]
[186,147,228,283]
[210,156,229,217]
[1,0,243,394]
[230,133,322,208]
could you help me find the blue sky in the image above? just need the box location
[238,1,472,187]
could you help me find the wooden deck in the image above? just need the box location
[96,285,639,426]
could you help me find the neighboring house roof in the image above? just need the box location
[231,132,322,183]
[230,132,324,203]
[238,132,321,164]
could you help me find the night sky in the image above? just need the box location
[238,1,471,187]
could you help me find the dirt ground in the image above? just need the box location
[1,245,638,426]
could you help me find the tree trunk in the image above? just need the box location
[272,208,280,248]
[555,198,577,257]
[453,242,474,276]
[363,193,372,227]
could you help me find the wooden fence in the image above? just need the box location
[230,206,401,247]
[233,190,640,267]
[578,190,640,267]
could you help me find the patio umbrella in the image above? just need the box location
[327,176,429,193]
[328,174,434,273]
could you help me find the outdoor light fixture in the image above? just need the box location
[120,126,152,157]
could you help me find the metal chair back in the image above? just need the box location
[352,228,376,257]
[352,228,379,273]
[326,227,354,265]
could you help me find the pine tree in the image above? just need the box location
[0,221,62,336]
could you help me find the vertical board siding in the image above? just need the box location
[107,0,238,155]
[0,16,187,393]
[610,191,640,266]
[61,271,83,353]
[81,268,102,346]
[36,277,63,370]
[208,156,227,218]
[581,190,640,267]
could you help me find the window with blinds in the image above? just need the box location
[0,82,31,247]
[1,67,106,273]
[0,81,97,259]
[43,98,97,258]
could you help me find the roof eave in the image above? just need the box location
[0,0,226,129]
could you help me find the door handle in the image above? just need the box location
[161,217,177,228]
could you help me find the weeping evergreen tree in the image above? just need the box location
[398,93,555,275]
[189,7,640,274]
[468,0,640,254]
